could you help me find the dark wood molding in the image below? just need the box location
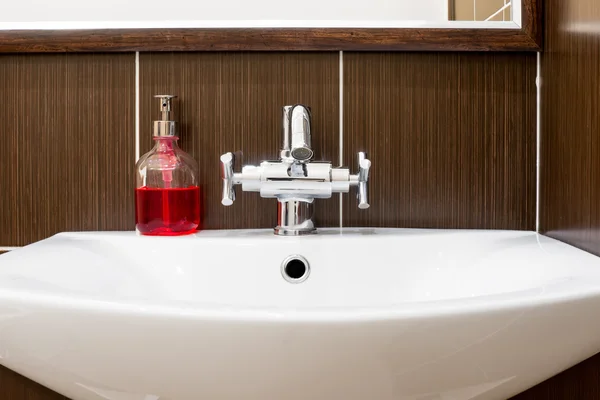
[0,365,68,400]
[0,0,541,52]
[523,0,543,50]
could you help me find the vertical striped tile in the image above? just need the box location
[0,54,136,246]
[342,52,537,230]
[139,52,340,230]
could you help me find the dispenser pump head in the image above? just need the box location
[153,95,177,137]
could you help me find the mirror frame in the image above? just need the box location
[0,0,540,52]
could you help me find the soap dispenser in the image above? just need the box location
[135,95,201,235]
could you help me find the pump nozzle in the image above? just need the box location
[153,95,178,137]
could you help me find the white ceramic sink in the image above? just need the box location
[2,229,600,400]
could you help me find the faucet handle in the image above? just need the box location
[355,152,371,209]
[220,152,237,206]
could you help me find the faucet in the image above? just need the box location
[220,104,370,236]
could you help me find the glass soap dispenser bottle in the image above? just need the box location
[135,95,201,235]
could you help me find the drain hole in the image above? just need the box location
[285,259,306,279]
[281,255,310,283]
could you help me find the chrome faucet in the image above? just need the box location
[220,104,370,236]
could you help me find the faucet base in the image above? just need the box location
[274,227,316,236]
[275,200,316,236]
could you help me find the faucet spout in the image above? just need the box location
[283,105,313,162]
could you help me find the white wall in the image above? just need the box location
[2,0,450,28]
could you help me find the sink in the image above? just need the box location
[2,229,600,400]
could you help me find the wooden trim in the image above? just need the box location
[0,0,541,52]
[523,0,543,49]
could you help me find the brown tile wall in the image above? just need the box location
[539,0,600,255]
[512,0,600,398]
[343,52,536,229]
[0,51,536,247]
[0,54,136,246]
[138,52,340,230]
[0,50,538,398]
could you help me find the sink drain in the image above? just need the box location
[281,255,310,283]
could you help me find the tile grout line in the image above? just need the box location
[339,50,344,229]
[536,51,541,233]
[135,51,140,162]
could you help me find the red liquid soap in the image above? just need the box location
[135,186,201,236]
